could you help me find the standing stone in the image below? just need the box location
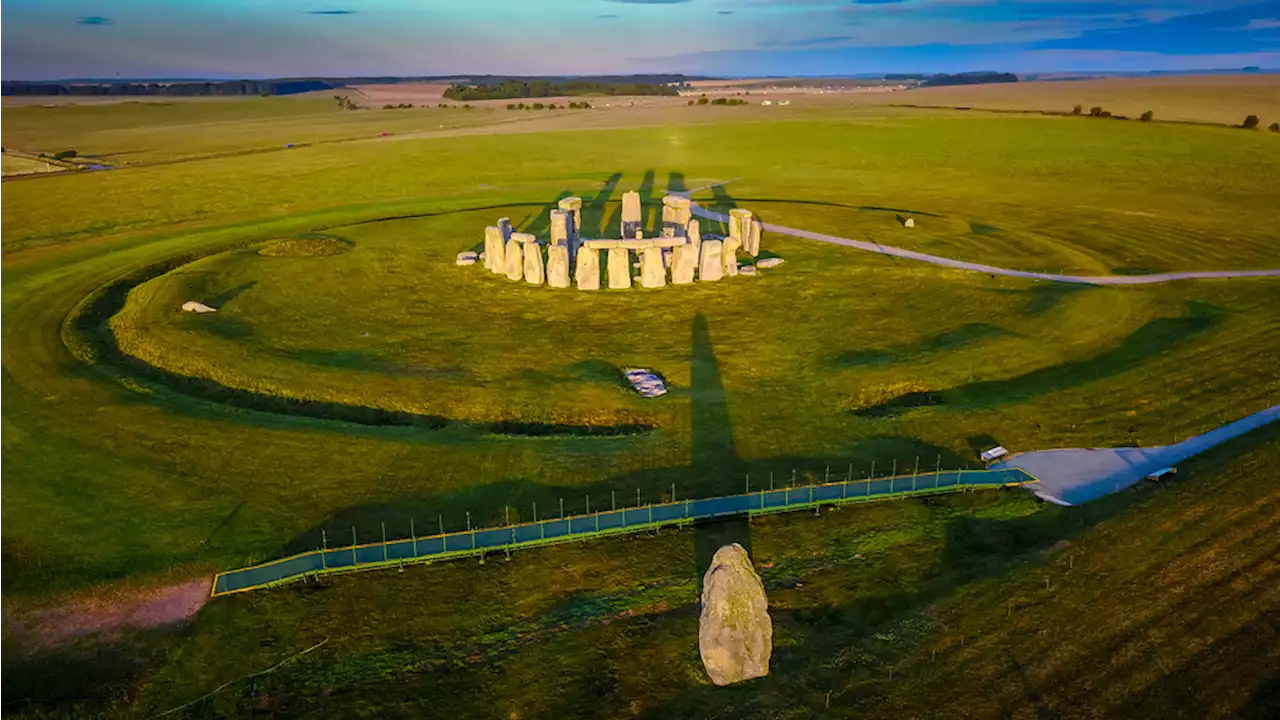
[549,210,570,247]
[497,217,513,242]
[523,241,545,285]
[484,226,506,273]
[607,247,631,289]
[746,220,763,257]
[621,191,642,238]
[699,240,724,282]
[699,544,772,686]
[664,195,692,227]
[640,247,666,288]
[687,219,702,256]
[504,239,524,281]
[903,217,915,228]
[672,242,698,285]
[728,209,753,244]
[575,247,600,290]
[557,196,583,236]
[546,245,570,288]
[723,237,741,277]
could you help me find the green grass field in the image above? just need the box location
[2,90,1278,718]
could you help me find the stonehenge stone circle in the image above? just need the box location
[471,199,767,291]
[640,246,666,288]
[575,247,600,290]
[700,240,724,282]
[607,247,631,289]
[546,245,570,288]
[699,544,772,686]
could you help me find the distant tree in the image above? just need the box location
[1270,122,1280,133]
[53,149,77,160]
[462,103,474,109]
[711,97,728,105]
[1140,110,1154,122]
[1099,110,1112,118]
[531,102,545,110]
[1071,104,1082,115]
[1242,114,1260,129]
[517,102,526,109]
[383,104,395,109]
[696,96,709,105]
[506,103,516,110]
[1089,106,1103,117]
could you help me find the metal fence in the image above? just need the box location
[211,466,1037,596]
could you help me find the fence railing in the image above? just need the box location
[211,466,1037,597]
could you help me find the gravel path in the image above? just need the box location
[688,204,1280,285]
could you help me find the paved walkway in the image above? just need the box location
[998,404,1280,505]
[687,204,1280,286]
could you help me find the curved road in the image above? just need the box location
[688,204,1280,285]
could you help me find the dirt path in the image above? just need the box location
[3,578,211,656]
[688,203,1280,285]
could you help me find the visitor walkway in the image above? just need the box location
[211,467,1037,596]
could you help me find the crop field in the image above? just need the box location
[2,85,1278,718]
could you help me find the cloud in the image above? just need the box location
[305,9,356,14]
[761,35,856,47]
[1244,18,1280,29]
[75,16,114,26]
[605,0,692,4]
[598,13,620,18]
[719,10,734,14]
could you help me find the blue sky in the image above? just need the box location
[3,1,1279,79]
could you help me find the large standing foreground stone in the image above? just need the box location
[484,226,506,273]
[699,544,772,686]
[722,237,741,277]
[640,247,666,288]
[546,245,570,288]
[504,239,524,281]
[671,243,698,284]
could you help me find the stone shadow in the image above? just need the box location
[987,282,1096,317]
[638,169,657,233]
[207,281,257,308]
[583,171,622,236]
[520,190,574,238]
[666,171,688,195]
[855,302,1224,417]
[830,323,1015,368]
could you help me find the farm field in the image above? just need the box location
[2,81,1279,718]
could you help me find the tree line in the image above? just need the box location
[443,80,679,101]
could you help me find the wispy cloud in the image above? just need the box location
[306,9,356,14]
[598,13,620,18]
[605,0,692,4]
[1244,17,1280,29]
[761,35,856,47]
[75,16,114,26]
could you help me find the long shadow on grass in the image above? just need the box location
[519,190,575,238]
[583,172,623,236]
[987,282,1095,317]
[638,169,657,234]
[830,323,1016,368]
[854,302,1224,417]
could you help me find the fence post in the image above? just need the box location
[746,474,750,493]
[560,498,564,519]
[586,495,591,515]
[871,460,876,480]
[410,518,417,557]
[438,514,444,536]
[321,529,328,569]
[913,456,919,491]
[382,522,388,562]
[770,471,774,490]
[671,483,676,503]
[892,459,897,479]
[351,526,358,566]
[637,487,642,507]
[825,465,830,484]
[791,468,796,487]
[847,462,853,482]
[466,511,471,532]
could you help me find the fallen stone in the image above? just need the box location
[456,256,477,266]
[181,301,217,313]
[546,245,570,288]
[756,257,785,269]
[739,265,757,276]
[608,247,631,289]
[699,544,772,686]
[623,368,668,398]
[904,217,915,228]
[699,240,724,282]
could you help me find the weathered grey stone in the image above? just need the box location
[546,245,570,288]
[575,247,600,290]
[687,219,702,255]
[497,217,513,241]
[739,265,757,276]
[484,226,505,272]
[181,300,217,313]
[621,190,642,238]
[608,247,631,289]
[549,210,570,247]
[663,195,692,227]
[504,239,524,281]
[671,242,698,284]
[699,544,772,686]
[756,257,785,269]
[903,217,915,228]
[640,247,666,288]
[524,243,545,285]
[456,251,478,266]
[722,237,741,277]
[699,240,724,282]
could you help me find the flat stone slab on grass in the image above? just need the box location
[623,368,667,398]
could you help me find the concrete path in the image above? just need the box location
[687,204,1280,286]
[998,404,1280,505]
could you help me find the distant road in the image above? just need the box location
[688,203,1280,285]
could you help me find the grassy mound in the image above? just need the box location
[257,234,353,258]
